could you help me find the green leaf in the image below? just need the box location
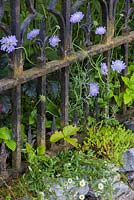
[87,116,95,126]
[63,125,79,137]
[114,93,123,107]
[0,127,11,140]
[26,142,34,154]
[50,131,64,143]
[37,145,45,155]
[122,76,134,90]
[122,76,130,87]
[28,109,37,125]
[123,91,132,104]
[65,137,78,148]
[46,98,59,117]
[5,139,16,151]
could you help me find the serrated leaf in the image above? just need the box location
[114,93,123,107]
[122,76,130,87]
[63,125,79,137]
[37,145,45,155]
[0,127,11,140]
[5,139,16,151]
[26,142,34,154]
[123,92,132,104]
[50,131,64,143]
[65,137,78,148]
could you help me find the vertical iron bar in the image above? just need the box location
[37,76,46,146]
[100,0,117,117]
[60,0,71,127]
[10,0,22,171]
[36,17,46,147]
[0,141,8,178]
[12,85,21,170]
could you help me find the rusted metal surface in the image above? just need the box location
[0,141,8,177]
[36,17,46,147]
[12,85,21,171]
[10,0,22,172]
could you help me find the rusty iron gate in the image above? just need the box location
[0,0,134,177]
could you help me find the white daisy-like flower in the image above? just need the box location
[68,178,73,184]
[101,178,107,183]
[79,194,85,200]
[64,181,68,187]
[79,179,86,187]
[98,183,104,190]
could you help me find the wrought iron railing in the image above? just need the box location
[0,0,134,177]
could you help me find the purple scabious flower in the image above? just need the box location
[101,63,108,75]
[49,36,61,47]
[95,26,106,35]
[89,82,99,97]
[27,29,40,40]
[111,60,126,73]
[70,11,84,23]
[0,35,18,53]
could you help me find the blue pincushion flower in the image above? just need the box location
[70,11,84,23]
[0,35,18,53]
[101,63,108,75]
[95,26,106,35]
[90,82,99,97]
[27,29,40,40]
[111,60,126,73]
[49,36,61,47]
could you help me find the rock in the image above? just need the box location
[112,148,134,200]
[45,178,98,200]
[120,148,134,172]
[124,120,134,131]
[113,181,134,200]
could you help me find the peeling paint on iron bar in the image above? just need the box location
[0,30,134,93]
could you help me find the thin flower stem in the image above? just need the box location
[15,46,35,65]
[73,23,80,43]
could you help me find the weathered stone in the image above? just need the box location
[124,121,134,131]
[113,181,134,200]
[120,148,134,172]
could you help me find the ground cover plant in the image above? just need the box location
[1,0,134,200]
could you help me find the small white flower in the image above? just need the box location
[68,178,73,184]
[98,183,104,190]
[56,173,61,177]
[79,194,85,200]
[64,181,68,186]
[79,179,86,187]
[101,178,107,183]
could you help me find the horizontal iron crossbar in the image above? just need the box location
[0,30,134,93]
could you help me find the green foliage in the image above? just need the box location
[23,148,115,199]
[83,124,134,164]
[25,143,46,164]
[50,125,79,148]
[0,127,16,151]
[121,74,134,105]
[114,64,134,107]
